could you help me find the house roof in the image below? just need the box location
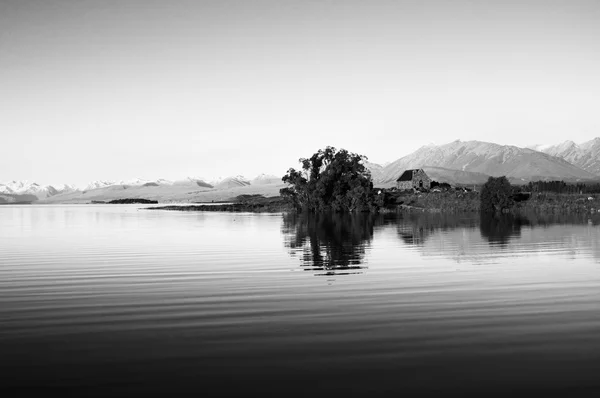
[396,169,422,181]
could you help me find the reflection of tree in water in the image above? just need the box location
[396,212,598,248]
[282,212,600,272]
[479,212,600,246]
[479,213,531,246]
[282,213,386,276]
[396,213,479,246]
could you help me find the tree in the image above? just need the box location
[280,146,375,212]
[480,176,514,213]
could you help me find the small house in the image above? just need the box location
[396,169,431,190]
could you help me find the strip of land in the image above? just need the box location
[147,195,290,212]
[146,190,600,214]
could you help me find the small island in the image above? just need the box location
[107,198,158,204]
[148,195,288,212]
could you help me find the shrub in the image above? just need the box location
[480,176,514,213]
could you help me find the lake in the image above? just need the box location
[1,205,600,397]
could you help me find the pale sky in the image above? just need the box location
[1,0,599,186]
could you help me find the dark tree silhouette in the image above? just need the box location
[480,176,514,213]
[280,146,375,212]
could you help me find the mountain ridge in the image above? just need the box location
[528,138,600,176]
[371,139,596,184]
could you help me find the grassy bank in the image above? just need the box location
[514,192,599,214]
[387,190,599,214]
[391,190,480,213]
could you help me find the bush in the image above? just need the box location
[480,176,514,213]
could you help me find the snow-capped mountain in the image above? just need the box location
[153,178,174,185]
[208,176,224,186]
[0,180,78,200]
[214,175,251,189]
[374,140,596,184]
[0,180,38,194]
[530,138,600,176]
[82,178,178,190]
[41,184,78,198]
[171,177,213,188]
[251,173,281,185]
[115,177,151,186]
[51,183,78,192]
[81,180,115,191]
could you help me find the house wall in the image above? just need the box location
[397,180,413,190]
[413,169,431,189]
[396,169,431,190]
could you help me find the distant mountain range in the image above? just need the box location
[366,139,600,187]
[0,181,77,203]
[528,138,600,176]
[0,174,283,204]
[3,138,600,203]
[0,180,78,197]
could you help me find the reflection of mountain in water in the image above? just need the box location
[282,213,389,276]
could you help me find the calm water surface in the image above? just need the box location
[1,205,600,396]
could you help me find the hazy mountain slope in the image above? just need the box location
[379,140,595,183]
[0,193,39,204]
[422,167,491,186]
[193,180,214,188]
[41,179,213,204]
[214,175,251,189]
[251,174,281,185]
[534,138,600,176]
[39,181,285,204]
[363,161,384,182]
[172,177,213,188]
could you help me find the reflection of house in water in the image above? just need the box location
[281,213,388,276]
[396,223,432,245]
[396,213,478,246]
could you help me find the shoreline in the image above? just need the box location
[145,191,600,215]
[147,203,290,212]
[7,191,597,215]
